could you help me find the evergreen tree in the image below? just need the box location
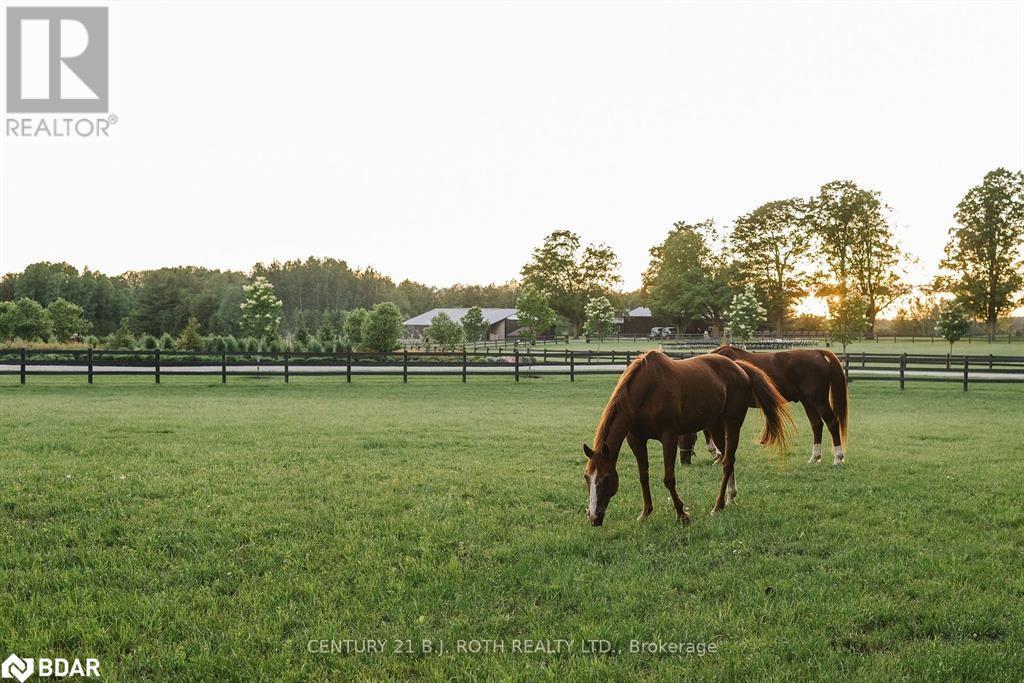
[460,306,489,342]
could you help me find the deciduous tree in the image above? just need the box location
[935,168,1024,339]
[521,230,620,336]
[426,312,464,350]
[584,296,616,340]
[240,276,283,345]
[515,285,556,344]
[730,199,810,333]
[808,180,907,335]
[362,302,404,352]
[724,285,766,344]
[936,301,972,354]
[643,220,736,332]
[47,297,92,342]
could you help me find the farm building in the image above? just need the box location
[404,308,520,341]
[621,306,671,335]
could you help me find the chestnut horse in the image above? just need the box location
[583,350,791,526]
[679,346,848,466]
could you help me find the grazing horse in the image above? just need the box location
[679,346,848,466]
[583,350,791,526]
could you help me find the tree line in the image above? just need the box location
[2,169,1022,347]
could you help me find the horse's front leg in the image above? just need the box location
[661,436,689,524]
[627,433,653,521]
[677,433,697,465]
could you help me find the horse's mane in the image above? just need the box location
[593,350,660,446]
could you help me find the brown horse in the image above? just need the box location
[679,346,848,466]
[583,350,791,526]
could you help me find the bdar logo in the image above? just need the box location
[5,7,109,113]
[1,654,33,683]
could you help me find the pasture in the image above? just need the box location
[2,377,1023,679]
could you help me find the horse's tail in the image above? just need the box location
[734,360,792,454]
[821,349,848,446]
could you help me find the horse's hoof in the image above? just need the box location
[832,459,844,466]
[709,507,721,517]
[637,510,652,521]
[807,457,820,464]
[676,512,690,525]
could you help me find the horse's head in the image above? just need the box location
[583,442,618,526]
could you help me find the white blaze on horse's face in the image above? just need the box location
[588,474,599,519]
[583,443,618,526]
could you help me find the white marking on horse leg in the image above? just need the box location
[832,445,845,466]
[588,475,599,517]
[726,471,737,505]
[707,437,720,456]
[808,442,821,464]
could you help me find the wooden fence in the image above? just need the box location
[2,347,1023,391]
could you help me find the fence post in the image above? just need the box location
[87,347,93,385]
[861,351,865,368]
[462,348,467,383]
[570,350,575,382]
[221,353,227,384]
[514,348,520,383]
[946,352,950,370]
[155,349,160,384]
[963,358,969,392]
[899,353,906,391]
[989,353,993,371]
[284,352,289,383]
[20,348,26,385]
[843,352,850,383]
[347,346,352,383]
[403,349,408,383]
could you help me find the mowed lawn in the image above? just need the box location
[1,376,1023,680]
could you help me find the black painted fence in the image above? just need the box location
[2,347,1023,391]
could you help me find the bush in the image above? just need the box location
[106,323,135,350]
[305,338,323,353]
[159,333,175,350]
[140,334,159,350]
[242,337,260,354]
[222,335,239,353]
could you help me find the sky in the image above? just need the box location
[2,1,1023,296]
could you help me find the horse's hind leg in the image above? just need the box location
[627,433,654,521]
[661,436,689,524]
[802,401,824,464]
[711,420,740,514]
[814,400,844,465]
[705,430,722,462]
[678,433,697,466]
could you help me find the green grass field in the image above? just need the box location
[2,376,1023,680]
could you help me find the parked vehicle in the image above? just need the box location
[649,327,676,339]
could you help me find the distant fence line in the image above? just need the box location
[459,330,1022,351]
[1,347,1022,391]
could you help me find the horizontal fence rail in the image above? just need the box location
[1,347,1023,391]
